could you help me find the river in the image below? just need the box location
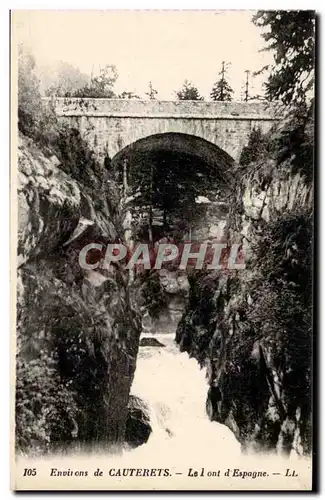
[125,332,241,463]
[17,332,311,490]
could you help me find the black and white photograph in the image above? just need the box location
[10,9,314,491]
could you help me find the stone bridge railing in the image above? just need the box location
[47,98,281,122]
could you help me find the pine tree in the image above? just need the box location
[210,61,233,101]
[243,70,250,102]
[145,81,158,100]
[253,11,315,105]
[252,10,315,182]
[176,80,203,100]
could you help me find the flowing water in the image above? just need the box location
[125,332,241,463]
[18,332,311,490]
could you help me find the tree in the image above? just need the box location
[18,45,43,130]
[243,70,250,102]
[43,63,118,98]
[210,61,234,101]
[145,81,158,100]
[43,61,90,97]
[251,10,315,183]
[176,80,204,100]
[71,65,118,98]
[253,11,315,105]
[122,147,222,247]
[18,45,58,145]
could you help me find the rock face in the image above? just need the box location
[125,395,152,448]
[176,158,313,456]
[15,133,142,454]
[155,270,189,332]
[141,269,189,334]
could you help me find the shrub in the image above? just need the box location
[15,351,79,455]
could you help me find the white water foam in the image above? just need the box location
[126,333,241,462]
[15,333,312,490]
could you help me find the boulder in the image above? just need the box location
[140,337,165,347]
[125,395,152,448]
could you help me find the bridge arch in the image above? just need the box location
[111,132,235,189]
[111,132,235,243]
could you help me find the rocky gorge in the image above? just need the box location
[15,97,313,459]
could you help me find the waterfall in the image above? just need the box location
[124,332,241,463]
[16,332,311,491]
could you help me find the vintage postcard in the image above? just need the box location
[10,9,315,491]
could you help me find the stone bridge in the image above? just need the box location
[52,98,280,167]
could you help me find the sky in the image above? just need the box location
[13,10,274,100]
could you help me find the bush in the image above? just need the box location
[239,127,268,166]
[15,351,79,455]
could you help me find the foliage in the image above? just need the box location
[240,11,315,182]
[70,65,118,98]
[15,351,79,455]
[270,102,314,183]
[18,47,42,125]
[250,209,312,306]
[56,126,105,189]
[175,13,314,453]
[145,82,158,100]
[210,78,233,101]
[253,10,315,105]
[18,46,58,148]
[176,80,204,100]
[210,63,234,101]
[44,63,118,98]
[239,103,314,183]
[247,209,312,453]
[18,46,108,194]
[124,150,220,242]
[43,61,90,97]
[239,127,268,166]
